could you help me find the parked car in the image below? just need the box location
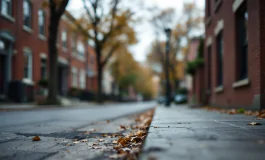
[174,94,187,104]
[157,96,166,104]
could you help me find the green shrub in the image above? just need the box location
[38,79,48,88]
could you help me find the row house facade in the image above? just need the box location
[203,0,265,109]
[0,0,97,102]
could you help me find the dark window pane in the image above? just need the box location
[236,2,248,80]
[216,31,223,86]
[23,0,32,28]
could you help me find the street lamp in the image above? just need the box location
[164,28,171,107]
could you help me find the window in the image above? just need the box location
[62,30,67,48]
[40,58,47,79]
[72,67,78,87]
[207,46,212,91]
[71,34,76,52]
[236,2,248,80]
[1,0,12,16]
[23,0,32,28]
[24,50,32,80]
[79,70,86,89]
[38,9,45,35]
[216,31,223,86]
[77,41,85,58]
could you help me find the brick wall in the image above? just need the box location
[0,0,97,100]
[204,0,263,109]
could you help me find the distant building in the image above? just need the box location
[0,0,97,102]
[203,0,265,109]
[185,38,201,104]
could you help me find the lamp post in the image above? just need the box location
[164,28,171,107]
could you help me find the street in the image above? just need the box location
[0,102,155,134]
[0,102,156,160]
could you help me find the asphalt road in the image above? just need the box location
[0,102,156,134]
[0,102,156,160]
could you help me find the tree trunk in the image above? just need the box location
[96,47,103,103]
[97,65,103,103]
[47,16,59,104]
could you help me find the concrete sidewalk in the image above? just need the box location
[141,105,265,160]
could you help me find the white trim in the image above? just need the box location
[71,67,77,73]
[23,48,33,82]
[23,26,33,34]
[214,19,224,36]
[22,78,35,85]
[38,34,46,41]
[232,78,250,88]
[1,13,15,22]
[40,53,47,59]
[23,47,32,53]
[215,86,224,93]
[233,0,244,13]
[58,57,68,65]
[206,36,212,46]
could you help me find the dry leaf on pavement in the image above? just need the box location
[248,122,262,125]
[98,139,105,142]
[32,136,41,141]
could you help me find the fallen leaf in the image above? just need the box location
[93,142,99,146]
[154,126,159,128]
[73,141,80,144]
[106,120,110,123]
[98,139,105,142]
[113,145,122,150]
[112,140,118,144]
[32,136,41,141]
[248,122,262,126]
[131,137,142,143]
[120,125,126,129]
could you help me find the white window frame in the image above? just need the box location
[62,30,67,49]
[72,67,78,87]
[77,41,85,61]
[79,70,86,89]
[40,54,47,79]
[1,0,12,17]
[38,9,45,36]
[233,0,244,13]
[23,0,32,30]
[23,47,33,84]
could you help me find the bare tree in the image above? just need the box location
[47,0,69,104]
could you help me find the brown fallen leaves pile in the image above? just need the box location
[203,106,265,119]
[109,109,154,159]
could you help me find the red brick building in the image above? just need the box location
[0,0,97,102]
[204,0,265,109]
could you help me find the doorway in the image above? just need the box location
[0,55,6,95]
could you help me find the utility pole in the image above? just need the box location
[164,28,171,107]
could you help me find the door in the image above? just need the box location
[0,55,5,94]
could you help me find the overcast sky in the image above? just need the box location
[67,0,205,62]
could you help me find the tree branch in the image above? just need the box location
[101,0,120,44]
[82,0,95,24]
[57,0,70,18]
[101,43,120,67]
